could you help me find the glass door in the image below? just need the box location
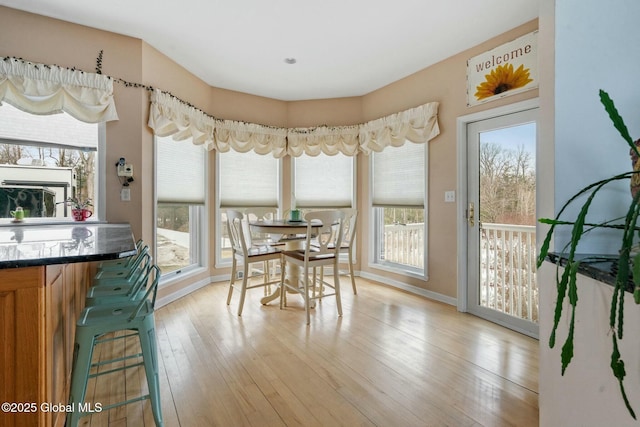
[466,108,538,337]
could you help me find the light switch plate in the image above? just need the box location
[121,187,131,201]
[445,191,455,202]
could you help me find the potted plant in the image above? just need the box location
[65,197,93,221]
[538,90,640,419]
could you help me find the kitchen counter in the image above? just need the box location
[0,222,136,426]
[0,222,136,269]
[546,252,634,293]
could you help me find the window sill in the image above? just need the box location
[0,218,105,227]
[159,265,207,287]
[368,262,427,281]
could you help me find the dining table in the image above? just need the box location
[249,218,322,305]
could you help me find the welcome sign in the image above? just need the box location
[467,31,538,107]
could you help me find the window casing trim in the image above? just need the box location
[368,142,428,279]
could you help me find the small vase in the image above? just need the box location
[72,208,92,221]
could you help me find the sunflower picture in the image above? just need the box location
[474,63,533,101]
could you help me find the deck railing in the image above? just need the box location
[382,223,424,268]
[381,222,537,322]
[480,222,538,322]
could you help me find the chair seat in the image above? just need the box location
[246,245,282,257]
[78,299,154,328]
[311,242,349,250]
[283,249,334,262]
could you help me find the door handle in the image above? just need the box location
[468,202,475,227]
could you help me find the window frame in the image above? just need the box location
[154,136,208,283]
[215,150,282,268]
[368,142,428,280]
[291,153,357,266]
[0,106,105,223]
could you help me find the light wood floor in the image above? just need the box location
[81,277,539,426]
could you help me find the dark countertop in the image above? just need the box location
[0,222,136,269]
[547,252,634,293]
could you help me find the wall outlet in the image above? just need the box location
[444,191,456,202]
[121,187,131,201]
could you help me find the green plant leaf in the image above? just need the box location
[600,89,638,156]
[549,263,571,348]
[611,335,636,419]
[537,172,636,268]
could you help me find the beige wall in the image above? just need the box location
[358,20,539,296]
[0,6,537,301]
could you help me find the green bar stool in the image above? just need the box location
[66,265,163,427]
[85,258,153,306]
[97,239,147,271]
[93,249,152,287]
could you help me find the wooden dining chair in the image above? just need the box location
[279,210,345,325]
[226,209,283,315]
[244,207,283,292]
[318,208,358,295]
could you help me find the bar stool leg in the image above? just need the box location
[139,319,164,427]
[66,330,96,427]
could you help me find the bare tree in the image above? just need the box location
[0,143,25,164]
[480,142,535,225]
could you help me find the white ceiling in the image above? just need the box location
[1,0,539,101]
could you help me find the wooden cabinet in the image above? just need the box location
[0,262,91,427]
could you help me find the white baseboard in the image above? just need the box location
[358,270,457,306]
[156,271,457,309]
[156,274,227,308]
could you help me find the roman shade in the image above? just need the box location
[156,135,206,204]
[294,153,353,208]
[0,102,98,150]
[218,149,279,207]
[372,141,425,207]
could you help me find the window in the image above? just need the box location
[155,136,207,276]
[293,153,354,211]
[0,103,100,220]
[217,149,280,264]
[371,141,427,276]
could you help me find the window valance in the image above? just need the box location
[148,87,439,157]
[359,101,440,154]
[0,57,118,123]
[287,126,360,157]
[215,119,288,158]
[148,89,216,150]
